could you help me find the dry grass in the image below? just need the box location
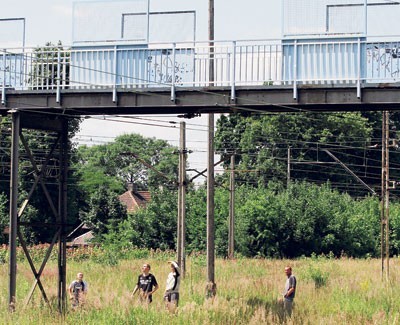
[0,256,399,324]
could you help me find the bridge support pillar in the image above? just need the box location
[8,109,20,312]
[7,111,70,313]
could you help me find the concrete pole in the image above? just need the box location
[180,122,187,276]
[58,119,68,314]
[9,109,20,312]
[384,111,390,280]
[177,145,182,267]
[206,0,216,299]
[381,111,385,278]
[381,110,390,280]
[228,154,235,259]
[206,112,216,297]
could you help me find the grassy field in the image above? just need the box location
[0,254,399,324]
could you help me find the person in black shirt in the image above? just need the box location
[131,263,159,303]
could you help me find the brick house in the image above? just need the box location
[118,183,151,213]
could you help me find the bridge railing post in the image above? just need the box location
[230,41,236,102]
[293,40,298,100]
[112,46,118,103]
[357,37,362,99]
[56,49,61,104]
[171,43,176,102]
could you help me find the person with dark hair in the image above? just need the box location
[131,263,159,304]
[69,272,88,309]
[164,261,181,313]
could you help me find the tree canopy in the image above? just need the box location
[215,111,400,196]
[75,133,179,194]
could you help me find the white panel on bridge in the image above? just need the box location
[72,0,149,45]
[283,0,366,38]
[73,1,196,45]
[283,0,400,38]
[148,11,196,43]
[0,18,25,48]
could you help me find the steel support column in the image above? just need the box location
[7,112,70,313]
[58,119,68,313]
[9,109,20,311]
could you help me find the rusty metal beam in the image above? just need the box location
[3,85,400,117]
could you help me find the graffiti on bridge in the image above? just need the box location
[366,44,400,79]
[147,49,194,86]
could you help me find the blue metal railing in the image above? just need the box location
[1,37,400,102]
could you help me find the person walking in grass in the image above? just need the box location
[164,261,181,313]
[131,263,159,304]
[69,272,88,309]
[282,266,296,317]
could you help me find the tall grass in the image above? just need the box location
[0,253,400,324]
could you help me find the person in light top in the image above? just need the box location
[164,261,180,313]
[69,272,88,309]
[282,266,296,317]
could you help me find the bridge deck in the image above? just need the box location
[2,84,400,116]
[1,38,400,115]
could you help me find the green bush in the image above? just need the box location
[307,264,329,288]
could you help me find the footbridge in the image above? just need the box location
[2,37,400,116]
[3,35,400,313]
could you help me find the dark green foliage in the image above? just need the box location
[105,188,178,250]
[29,41,70,89]
[0,192,8,244]
[101,180,392,258]
[82,185,127,236]
[232,181,381,258]
[214,112,400,196]
[75,133,178,194]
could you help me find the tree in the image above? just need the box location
[104,188,178,249]
[215,112,389,196]
[81,185,127,236]
[75,133,179,194]
[29,41,69,90]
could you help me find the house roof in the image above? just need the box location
[70,230,94,246]
[119,190,151,213]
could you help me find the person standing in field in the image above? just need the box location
[131,263,159,304]
[282,266,296,317]
[69,272,88,309]
[164,261,181,313]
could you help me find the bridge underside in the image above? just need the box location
[2,84,400,117]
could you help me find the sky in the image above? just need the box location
[0,0,282,182]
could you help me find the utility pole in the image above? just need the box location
[381,110,390,280]
[206,0,216,299]
[178,122,187,276]
[228,154,235,259]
